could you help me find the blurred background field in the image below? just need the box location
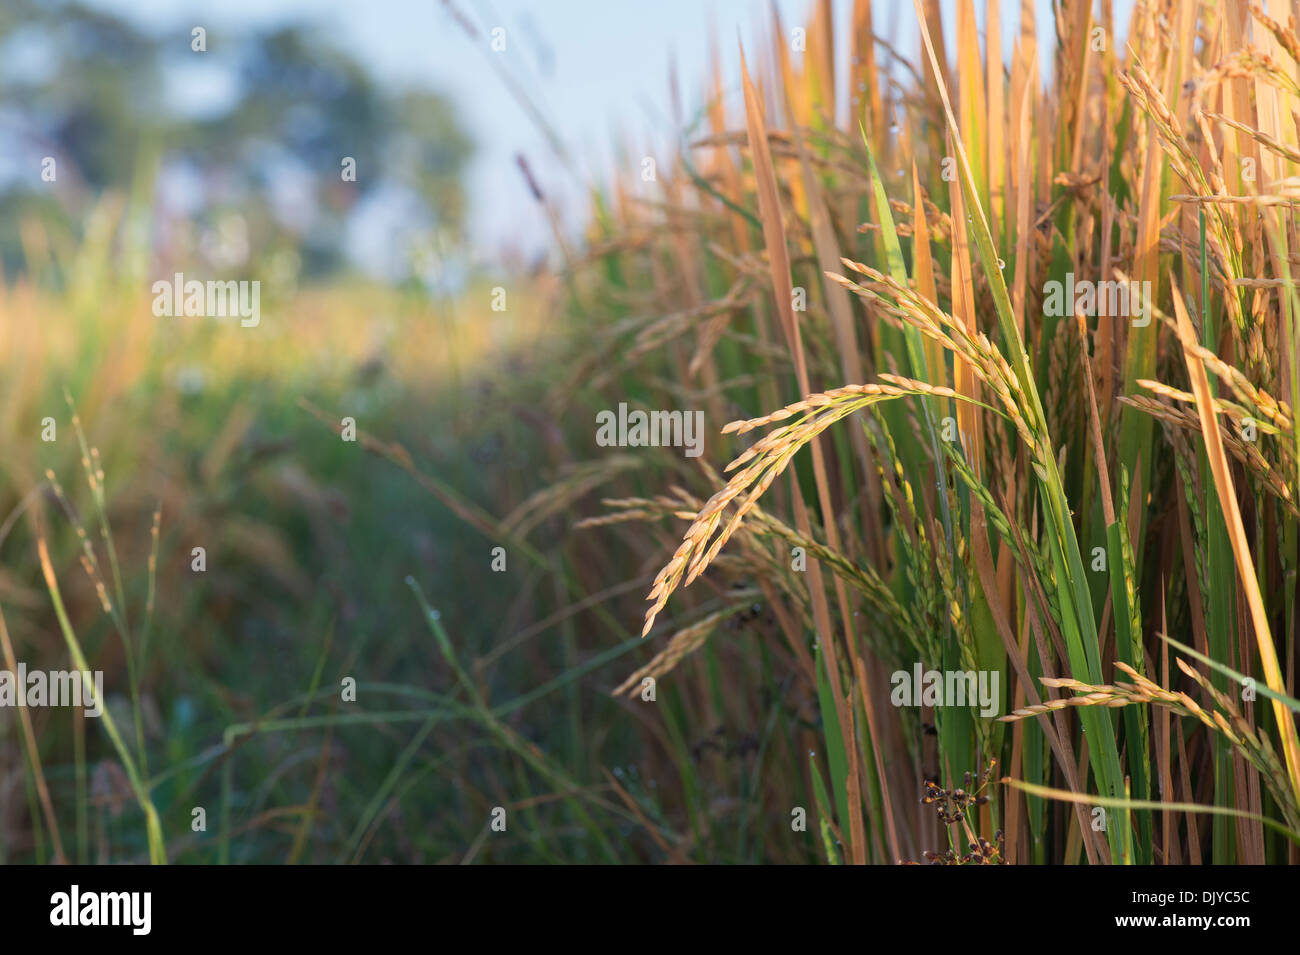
[1,227,583,862]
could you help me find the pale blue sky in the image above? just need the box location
[79,0,1131,265]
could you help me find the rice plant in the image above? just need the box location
[570,0,1300,864]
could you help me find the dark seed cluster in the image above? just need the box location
[904,760,1006,865]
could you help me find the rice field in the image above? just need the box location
[3,0,1299,868]
[553,0,1300,865]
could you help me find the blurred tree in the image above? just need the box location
[0,1,471,280]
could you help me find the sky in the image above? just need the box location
[78,0,1132,267]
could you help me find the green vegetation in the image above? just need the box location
[3,0,1299,865]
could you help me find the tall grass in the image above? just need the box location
[567,0,1300,863]
[1,203,601,862]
